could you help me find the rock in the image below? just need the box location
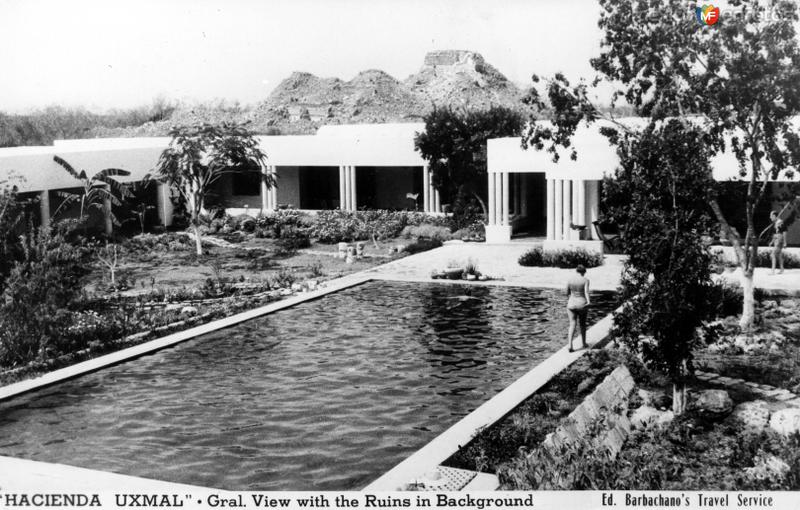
[691,389,733,418]
[707,342,728,353]
[733,335,749,349]
[576,377,595,395]
[743,342,766,354]
[290,283,303,292]
[730,400,770,431]
[745,453,790,483]
[180,306,198,315]
[165,304,182,311]
[280,288,293,296]
[638,389,672,409]
[306,280,318,291]
[769,408,800,436]
[630,405,675,430]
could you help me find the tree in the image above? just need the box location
[414,106,524,219]
[524,0,800,330]
[0,181,28,285]
[52,155,132,235]
[605,120,717,414]
[152,123,274,255]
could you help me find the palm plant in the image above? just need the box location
[51,155,132,234]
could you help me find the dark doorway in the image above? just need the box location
[298,166,339,210]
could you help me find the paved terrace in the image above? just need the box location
[362,241,626,291]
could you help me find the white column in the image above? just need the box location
[261,166,269,211]
[488,172,496,225]
[157,182,174,227]
[588,180,600,240]
[339,165,346,210]
[433,188,440,213]
[546,178,555,240]
[344,165,352,211]
[577,179,586,240]
[422,165,430,213]
[569,179,580,241]
[554,179,563,240]
[270,167,278,210]
[562,180,572,240]
[39,190,50,229]
[501,172,510,227]
[350,166,357,210]
[494,173,502,225]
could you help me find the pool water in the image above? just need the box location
[0,281,615,490]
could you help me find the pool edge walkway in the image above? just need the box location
[0,455,210,492]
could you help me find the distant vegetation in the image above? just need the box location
[0,100,176,147]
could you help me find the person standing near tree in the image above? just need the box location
[566,265,590,352]
[770,211,787,274]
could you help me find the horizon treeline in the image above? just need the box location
[0,99,177,148]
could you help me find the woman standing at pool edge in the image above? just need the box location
[770,210,787,274]
[566,265,591,352]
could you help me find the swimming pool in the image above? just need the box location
[0,281,615,490]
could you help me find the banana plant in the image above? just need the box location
[51,155,132,234]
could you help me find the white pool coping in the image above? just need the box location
[0,455,209,492]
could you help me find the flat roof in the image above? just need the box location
[488,118,800,182]
[0,124,427,192]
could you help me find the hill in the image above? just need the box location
[90,50,527,137]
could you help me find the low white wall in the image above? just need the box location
[484,225,512,244]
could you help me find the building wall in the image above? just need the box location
[276,166,301,208]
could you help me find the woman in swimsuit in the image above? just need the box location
[566,265,591,352]
[770,211,787,274]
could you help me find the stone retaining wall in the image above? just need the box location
[542,366,635,457]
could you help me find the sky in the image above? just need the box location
[0,0,604,113]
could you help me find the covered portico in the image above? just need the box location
[486,118,800,248]
[485,124,615,248]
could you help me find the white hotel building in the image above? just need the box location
[0,121,797,248]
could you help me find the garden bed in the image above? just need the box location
[696,296,800,392]
[444,343,800,490]
[0,220,454,383]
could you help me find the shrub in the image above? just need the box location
[453,222,486,241]
[403,238,443,254]
[518,247,604,268]
[257,210,307,238]
[719,249,800,269]
[0,228,90,367]
[400,224,453,242]
[310,210,452,244]
[275,226,311,252]
[755,250,800,269]
[404,212,452,229]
